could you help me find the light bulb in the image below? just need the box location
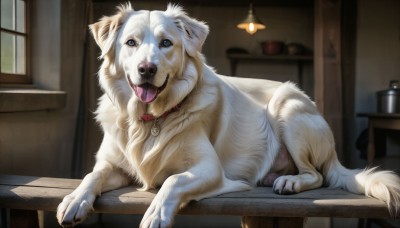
[246,23,257,35]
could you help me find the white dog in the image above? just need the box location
[57,4,400,227]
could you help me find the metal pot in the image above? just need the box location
[261,41,283,55]
[376,80,400,113]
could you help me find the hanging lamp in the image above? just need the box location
[237,2,266,35]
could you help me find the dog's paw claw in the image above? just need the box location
[273,175,299,195]
[57,193,94,227]
[141,199,174,228]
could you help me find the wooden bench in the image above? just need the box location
[0,175,397,228]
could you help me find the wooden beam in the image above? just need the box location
[314,0,343,158]
[341,0,357,166]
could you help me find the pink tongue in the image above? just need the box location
[135,84,158,103]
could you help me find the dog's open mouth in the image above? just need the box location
[128,76,169,104]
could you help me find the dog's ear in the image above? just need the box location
[165,4,209,57]
[89,14,121,58]
[89,4,133,58]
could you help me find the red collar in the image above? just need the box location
[141,101,184,122]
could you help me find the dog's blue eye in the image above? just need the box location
[126,39,136,47]
[160,39,173,48]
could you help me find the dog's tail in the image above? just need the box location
[324,155,400,215]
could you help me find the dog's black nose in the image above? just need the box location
[138,62,157,78]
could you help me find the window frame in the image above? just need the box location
[0,0,30,84]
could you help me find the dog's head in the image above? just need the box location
[90,4,209,116]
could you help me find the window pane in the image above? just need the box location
[16,35,25,74]
[1,0,15,30]
[1,31,15,73]
[16,0,25,33]
[1,32,25,74]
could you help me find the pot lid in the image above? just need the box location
[377,88,400,95]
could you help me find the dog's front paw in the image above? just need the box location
[56,192,95,227]
[140,201,175,228]
[273,175,300,195]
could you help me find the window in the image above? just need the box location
[0,0,29,84]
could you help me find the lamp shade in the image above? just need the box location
[237,5,266,35]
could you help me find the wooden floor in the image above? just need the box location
[0,174,395,219]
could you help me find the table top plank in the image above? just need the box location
[357,113,400,118]
[0,174,81,189]
[0,175,394,218]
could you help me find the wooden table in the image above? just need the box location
[357,113,400,165]
[0,175,397,228]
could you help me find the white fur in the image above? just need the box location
[57,4,400,227]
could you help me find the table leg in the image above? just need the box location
[241,216,304,228]
[230,59,238,76]
[367,125,375,166]
[9,209,39,228]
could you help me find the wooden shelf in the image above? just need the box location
[226,53,313,62]
[226,53,313,88]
